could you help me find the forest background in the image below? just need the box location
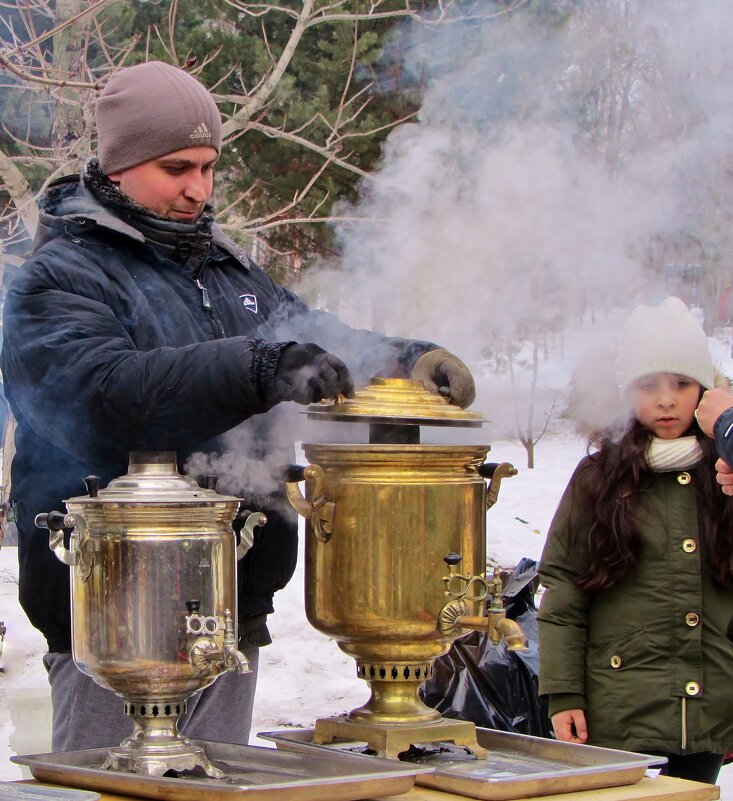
[0,0,541,280]
[2,0,733,472]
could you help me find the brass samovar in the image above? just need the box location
[284,378,518,758]
[36,452,266,777]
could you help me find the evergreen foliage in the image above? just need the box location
[0,0,434,279]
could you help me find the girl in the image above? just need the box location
[538,297,733,785]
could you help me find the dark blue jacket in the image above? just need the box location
[1,174,433,652]
[715,407,733,467]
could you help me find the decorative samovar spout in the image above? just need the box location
[186,605,250,674]
[438,562,527,650]
[493,617,527,650]
[483,566,527,649]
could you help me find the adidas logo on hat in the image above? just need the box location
[190,122,211,140]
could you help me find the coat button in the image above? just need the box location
[682,538,697,553]
[685,681,700,696]
[685,612,700,627]
[677,472,692,485]
[610,655,622,669]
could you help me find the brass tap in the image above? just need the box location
[186,607,250,674]
[438,564,527,650]
[441,552,489,602]
[483,568,527,650]
[493,617,528,651]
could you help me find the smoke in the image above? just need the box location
[182,402,360,503]
[186,1,733,484]
[294,0,733,437]
[184,403,305,503]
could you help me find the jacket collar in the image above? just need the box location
[35,171,251,270]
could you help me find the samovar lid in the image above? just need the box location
[65,452,241,504]
[306,377,484,428]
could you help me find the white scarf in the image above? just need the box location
[645,435,702,472]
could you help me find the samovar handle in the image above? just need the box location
[234,509,268,560]
[478,461,518,510]
[36,510,94,579]
[35,510,78,566]
[282,464,334,543]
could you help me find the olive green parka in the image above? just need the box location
[538,456,733,755]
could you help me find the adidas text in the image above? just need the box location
[190,122,211,140]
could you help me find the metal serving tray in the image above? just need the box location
[258,727,665,801]
[11,740,432,801]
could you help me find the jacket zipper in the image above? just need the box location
[194,276,226,338]
[195,277,211,310]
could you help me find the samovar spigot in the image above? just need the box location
[483,568,527,650]
[186,604,250,674]
[438,560,527,650]
[222,608,250,671]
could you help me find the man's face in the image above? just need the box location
[108,146,217,222]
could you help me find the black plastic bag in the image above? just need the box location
[420,558,552,738]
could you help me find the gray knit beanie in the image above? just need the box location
[96,61,222,174]
[617,296,714,391]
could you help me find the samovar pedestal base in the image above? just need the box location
[313,715,487,760]
[101,699,225,778]
[102,741,224,778]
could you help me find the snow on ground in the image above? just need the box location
[2,317,733,795]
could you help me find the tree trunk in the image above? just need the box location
[52,0,87,152]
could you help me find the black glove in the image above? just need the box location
[274,343,355,405]
[410,348,476,408]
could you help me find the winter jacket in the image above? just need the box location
[538,456,733,755]
[1,173,435,653]
[714,406,733,467]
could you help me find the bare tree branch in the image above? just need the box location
[219,0,530,28]
[0,144,39,236]
[0,0,531,274]
[0,0,113,88]
[221,0,316,134]
[237,120,374,181]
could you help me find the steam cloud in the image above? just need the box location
[295,0,733,437]
[190,0,733,486]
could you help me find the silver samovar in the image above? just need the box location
[36,452,266,777]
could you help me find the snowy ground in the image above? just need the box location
[2,318,733,795]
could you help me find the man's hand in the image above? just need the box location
[410,348,476,408]
[551,709,588,744]
[274,343,355,405]
[715,458,733,496]
[696,388,733,437]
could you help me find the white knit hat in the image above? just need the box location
[617,296,714,391]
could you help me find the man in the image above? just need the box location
[0,61,475,751]
[696,387,733,494]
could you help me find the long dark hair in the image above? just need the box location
[575,418,733,591]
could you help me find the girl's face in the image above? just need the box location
[631,373,702,439]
